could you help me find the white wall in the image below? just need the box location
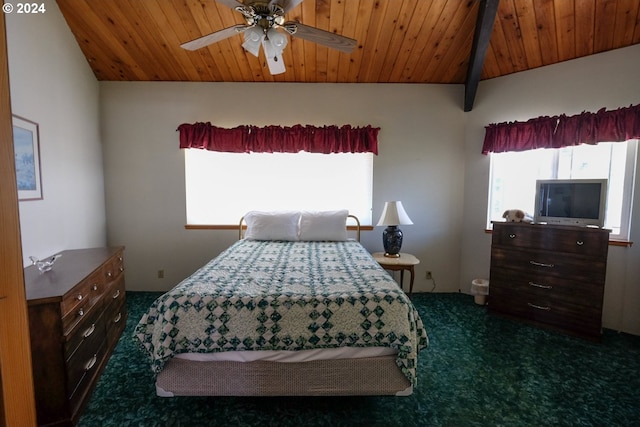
[6,3,106,265]
[99,82,467,294]
[461,44,640,334]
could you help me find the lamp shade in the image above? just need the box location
[376,201,413,226]
[242,27,264,57]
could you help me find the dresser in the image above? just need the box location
[24,247,127,427]
[489,223,609,340]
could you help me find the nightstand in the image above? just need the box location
[372,252,420,297]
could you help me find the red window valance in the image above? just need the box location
[482,104,640,154]
[177,123,380,155]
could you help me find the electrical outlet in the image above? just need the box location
[158,269,164,279]
[426,271,432,280]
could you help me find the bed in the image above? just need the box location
[134,210,428,396]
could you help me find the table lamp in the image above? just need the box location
[377,201,413,257]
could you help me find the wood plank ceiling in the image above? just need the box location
[57,0,640,85]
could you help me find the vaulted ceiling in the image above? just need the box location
[57,0,640,109]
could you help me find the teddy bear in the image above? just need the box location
[502,209,533,223]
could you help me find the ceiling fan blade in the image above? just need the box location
[214,0,245,9]
[181,24,250,51]
[283,22,356,54]
[278,0,305,13]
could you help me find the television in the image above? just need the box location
[534,179,608,228]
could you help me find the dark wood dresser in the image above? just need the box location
[489,223,609,340]
[24,247,127,427]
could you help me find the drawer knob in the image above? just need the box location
[113,289,121,299]
[83,323,96,338]
[78,308,84,317]
[529,260,554,268]
[114,312,122,323]
[106,271,113,278]
[119,266,125,272]
[85,354,98,372]
[92,284,98,291]
[577,240,584,246]
[527,302,551,311]
[529,281,553,290]
[76,294,83,301]
[118,256,123,262]
[509,234,516,239]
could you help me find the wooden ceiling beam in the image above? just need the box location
[464,0,499,112]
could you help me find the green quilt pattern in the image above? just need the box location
[134,240,428,385]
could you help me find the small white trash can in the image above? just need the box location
[471,279,489,305]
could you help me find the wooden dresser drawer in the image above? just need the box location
[64,305,105,361]
[491,248,607,282]
[104,250,125,283]
[68,342,107,417]
[490,269,604,309]
[492,223,609,257]
[60,278,91,319]
[105,274,126,306]
[489,287,602,337]
[66,314,107,398]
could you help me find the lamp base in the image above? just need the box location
[382,225,403,257]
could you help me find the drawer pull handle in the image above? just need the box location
[114,312,122,323]
[529,281,552,289]
[113,289,120,299]
[119,266,125,272]
[118,256,123,262]
[78,308,84,317]
[509,234,516,239]
[577,241,584,246]
[83,323,96,338]
[76,294,83,301]
[528,302,551,311]
[106,271,113,278]
[85,354,98,371]
[529,260,554,268]
[92,284,98,291]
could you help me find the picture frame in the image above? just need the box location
[13,115,42,201]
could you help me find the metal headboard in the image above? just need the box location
[238,214,361,241]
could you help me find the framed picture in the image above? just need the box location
[13,115,42,201]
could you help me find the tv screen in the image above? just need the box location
[534,179,607,227]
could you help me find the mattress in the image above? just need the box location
[134,239,428,387]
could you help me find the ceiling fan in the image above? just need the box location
[181,0,357,75]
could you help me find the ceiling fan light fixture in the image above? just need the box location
[267,28,287,50]
[242,26,264,57]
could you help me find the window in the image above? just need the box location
[185,150,373,225]
[488,140,637,241]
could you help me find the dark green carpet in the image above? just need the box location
[78,292,640,427]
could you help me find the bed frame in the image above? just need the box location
[155,214,413,397]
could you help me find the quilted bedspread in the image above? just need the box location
[134,240,428,385]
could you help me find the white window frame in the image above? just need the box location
[487,140,637,242]
[184,150,374,226]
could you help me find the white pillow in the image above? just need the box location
[243,211,301,241]
[299,210,349,241]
